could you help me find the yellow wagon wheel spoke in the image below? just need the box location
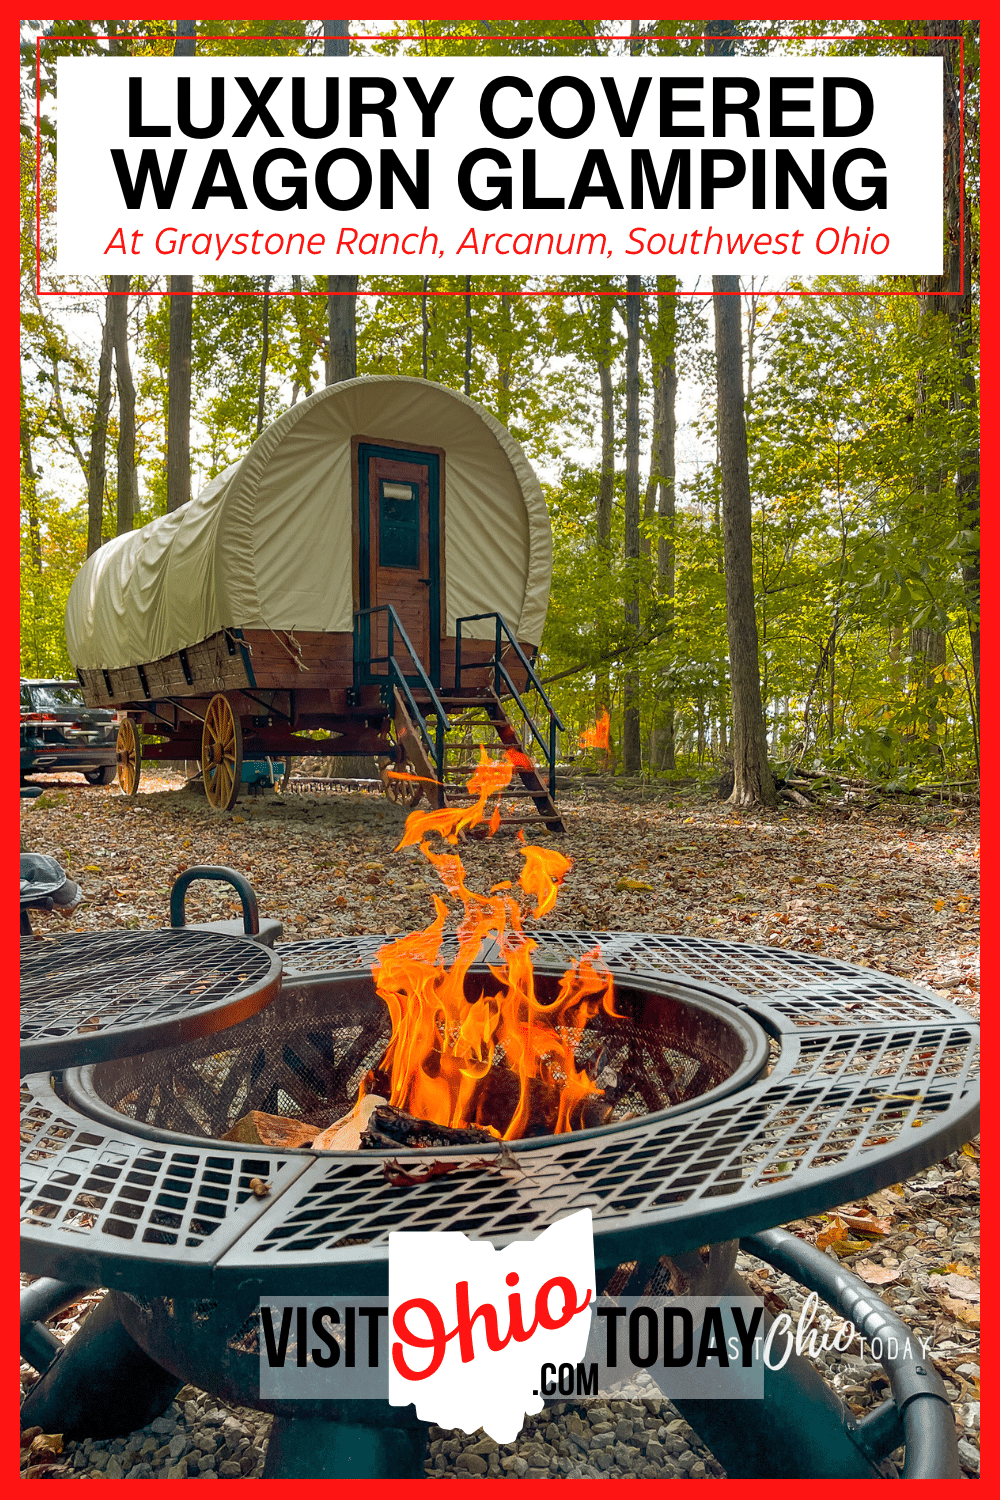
[116,718,142,797]
[201,694,243,811]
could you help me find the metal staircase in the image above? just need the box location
[353,609,565,833]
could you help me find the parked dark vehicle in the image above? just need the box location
[20,679,118,784]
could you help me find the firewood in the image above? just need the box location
[221,1111,317,1148]
[468,1064,522,1139]
[311,1094,388,1151]
[359,1106,497,1151]
[580,1095,613,1130]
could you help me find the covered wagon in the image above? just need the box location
[66,376,564,827]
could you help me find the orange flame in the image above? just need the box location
[517,830,571,919]
[363,749,615,1139]
[386,769,442,786]
[579,709,611,751]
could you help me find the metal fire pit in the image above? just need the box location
[21,932,978,1479]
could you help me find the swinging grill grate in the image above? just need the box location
[20,929,281,1072]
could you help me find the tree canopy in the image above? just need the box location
[20,19,979,793]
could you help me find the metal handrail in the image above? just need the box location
[455,612,565,799]
[353,606,450,778]
[494,661,550,762]
[455,612,565,724]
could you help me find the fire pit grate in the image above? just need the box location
[21,934,978,1297]
[20,929,281,1072]
[279,929,960,1023]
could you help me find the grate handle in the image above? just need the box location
[170,865,260,935]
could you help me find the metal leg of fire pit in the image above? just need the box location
[670,1237,960,1480]
[19,1292,183,1442]
[262,1410,429,1480]
[669,1265,886,1479]
[20,1278,95,1375]
[741,1229,961,1480]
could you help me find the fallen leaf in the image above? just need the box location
[934,1273,980,1301]
[854,1261,901,1285]
[830,1237,868,1257]
[839,1210,893,1237]
[28,1435,63,1459]
[938,1295,980,1326]
[383,1155,514,1187]
[815,1216,848,1250]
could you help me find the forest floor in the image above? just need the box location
[20,769,980,1477]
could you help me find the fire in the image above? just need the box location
[579,709,611,751]
[362,749,617,1139]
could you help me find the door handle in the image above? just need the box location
[418,577,432,585]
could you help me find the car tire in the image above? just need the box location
[84,765,117,786]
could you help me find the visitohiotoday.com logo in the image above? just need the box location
[257,1207,934,1439]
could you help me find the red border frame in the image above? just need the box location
[33,29,966,299]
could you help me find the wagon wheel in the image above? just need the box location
[202,693,243,811]
[116,718,142,796]
[378,755,424,809]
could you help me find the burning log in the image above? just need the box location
[358,1105,497,1152]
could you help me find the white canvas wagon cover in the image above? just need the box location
[65,376,552,672]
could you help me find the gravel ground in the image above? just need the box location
[21,772,978,1479]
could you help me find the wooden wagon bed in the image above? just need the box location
[80,616,565,830]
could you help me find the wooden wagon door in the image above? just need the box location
[356,441,442,687]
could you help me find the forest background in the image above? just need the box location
[19,17,980,804]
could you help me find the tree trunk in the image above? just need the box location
[327,275,357,383]
[595,293,615,717]
[713,277,775,807]
[323,20,349,55]
[497,280,514,424]
[654,275,678,768]
[622,277,643,773]
[256,276,271,437]
[166,276,192,512]
[20,388,42,570]
[108,275,136,534]
[86,305,115,553]
[464,275,473,395]
[167,12,194,522]
[919,20,979,733]
[323,22,365,776]
[421,276,429,377]
[323,22,357,386]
